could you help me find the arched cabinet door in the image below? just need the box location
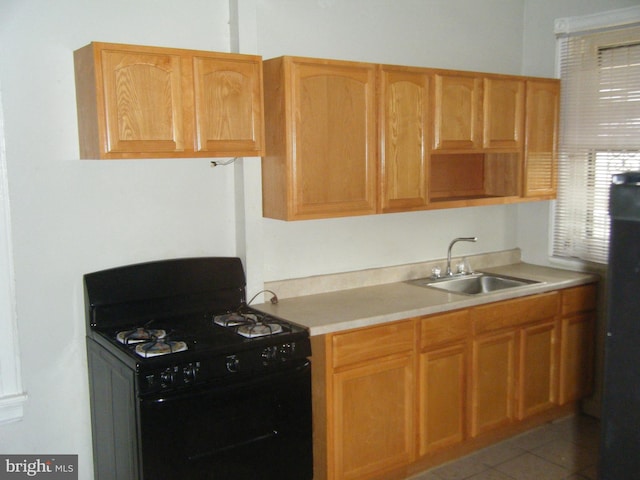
[262,56,377,220]
[379,66,430,213]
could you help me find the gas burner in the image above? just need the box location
[236,322,284,338]
[117,327,167,344]
[214,312,258,327]
[134,337,188,358]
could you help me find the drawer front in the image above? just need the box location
[472,292,559,334]
[561,284,597,316]
[420,309,470,349]
[332,320,415,369]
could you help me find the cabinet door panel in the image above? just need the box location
[102,50,184,153]
[524,80,559,197]
[193,56,264,155]
[380,67,430,212]
[419,344,466,455]
[292,62,377,218]
[471,331,516,437]
[333,354,414,480]
[518,321,557,419]
[483,77,524,150]
[559,313,595,404]
[433,73,482,150]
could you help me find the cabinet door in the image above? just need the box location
[518,321,558,419]
[559,312,595,404]
[193,55,264,156]
[523,80,559,198]
[470,330,516,437]
[419,343,466,455]
[291,60,377,219]
[332,354,414,480]
[433,73,482,151]
[379,67,430,212]
[101,48,185,154]
[483,77,524,150]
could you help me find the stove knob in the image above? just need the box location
[183,363,198,383]
[160,367,175,388]
[261,346,278,365]
[279,343,295,359]
[226,355,240,373]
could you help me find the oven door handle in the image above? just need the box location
[141,358,311,405]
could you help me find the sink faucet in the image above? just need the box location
[446,237,478,276]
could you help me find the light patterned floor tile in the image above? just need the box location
[493,452,568,480]
[430,455,489,480]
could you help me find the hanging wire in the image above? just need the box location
[210,157,239,167]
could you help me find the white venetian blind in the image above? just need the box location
[553,23,640,264]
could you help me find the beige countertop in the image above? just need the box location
[254,263,599,336]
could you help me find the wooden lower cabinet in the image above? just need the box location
[559,312,595,404]
[518,320,558,419]
[471,330,517,436]
[419,344,467,454]
[314,285,596,480]
[333,353,415,480]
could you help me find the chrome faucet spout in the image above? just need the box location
[446,237,478,276]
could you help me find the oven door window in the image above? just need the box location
[139,360,312,480]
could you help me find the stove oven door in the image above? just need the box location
[138,359,312,480]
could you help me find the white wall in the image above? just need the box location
[0,0,237,474]
[0,0,636,478]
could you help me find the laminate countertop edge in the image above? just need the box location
[253,262,600,336]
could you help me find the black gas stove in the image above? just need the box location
[84,257,313,480]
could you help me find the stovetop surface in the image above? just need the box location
[89,307,309,367]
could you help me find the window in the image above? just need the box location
[553,11,640,264]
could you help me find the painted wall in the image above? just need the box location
[0,0,636,478]
[0,0,237,475]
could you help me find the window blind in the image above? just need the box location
[553,25,640,264]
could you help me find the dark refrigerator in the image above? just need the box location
[600,171,640,479]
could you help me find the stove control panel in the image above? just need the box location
[138,337,311,395]
[142,361,201,393]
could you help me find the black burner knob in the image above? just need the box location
[160,367,176,387]
[226,355,240,373]
[183,363,198,383]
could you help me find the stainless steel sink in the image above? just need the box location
[410,272,540,295]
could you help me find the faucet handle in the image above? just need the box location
[457,257,473,275]
[431,266,442,279]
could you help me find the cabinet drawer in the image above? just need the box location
[472,292,559,334]
[561,284,597,316]
[420,310,470,349]
[332,320,415,369]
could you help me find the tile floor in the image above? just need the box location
[409,414,600,480]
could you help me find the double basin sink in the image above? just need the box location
[411,272,541,295]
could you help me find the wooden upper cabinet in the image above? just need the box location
[433,72,483,151]
[192,55,265,155]
[262,56,377,220]
[379,66,430,212]
[483,76,524,151]
[523,79,560,198]
[74,42,264,159]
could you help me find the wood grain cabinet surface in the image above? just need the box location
[74,42,264,159]
[311,284,596,480]
[523,79,560,199]
[262,56,378,220]
[418,310,470,455]
[261,54,559,220]
[379,65,430,213]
